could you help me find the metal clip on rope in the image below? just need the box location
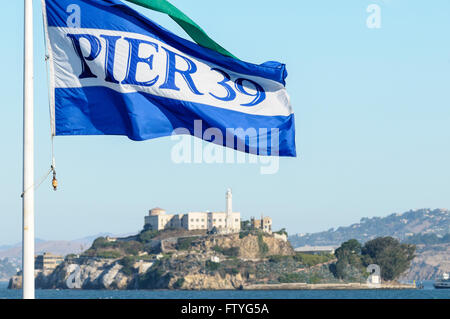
[51,165,57,191]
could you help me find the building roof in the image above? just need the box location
[149,207,166,215]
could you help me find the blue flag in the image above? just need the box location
[42,0,296,156]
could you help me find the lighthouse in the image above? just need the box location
[226,188,232,231]
[226,188,232,215]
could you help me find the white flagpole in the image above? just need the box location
[23,0,35,299]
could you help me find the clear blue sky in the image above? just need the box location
[1,0,449,245]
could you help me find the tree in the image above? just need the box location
[361,237,415,281]
[138,229,159,243]
[91,237,110,249]
[332,239,363,279]
[143,223,153,231]
[119,256,136,275]
[335,239,362,268]
[335,239,362,258]
[241,220,251,231]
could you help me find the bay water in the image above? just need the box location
[1,281,448,299]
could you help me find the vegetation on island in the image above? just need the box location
[212,245,240,257]
[81,228,203,259]
[257,233,269,256]
[274,228,288,236]
[330,237,416,281]
[81,237,143,259]
[21,218,419,290]
[74,227,416,288]
[71,222,343,288]
[289,209,449,282]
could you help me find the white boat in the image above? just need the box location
[433,273,450,289]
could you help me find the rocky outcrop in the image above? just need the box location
[400,243,450,281]
[180,273,245,290]
[197,233,294,259]
[8,274,22,289]
[8,259,155,290]
[7,233,299,290]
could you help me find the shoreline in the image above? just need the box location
[5,283,417,291]
[242,282,416,290]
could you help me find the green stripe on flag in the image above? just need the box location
[125,0,237,59]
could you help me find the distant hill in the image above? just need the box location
[0,233,138,281]
[400,243,450,281]
[289,208,450,248]
[0,258,19,282]
[288,208,450,281]
[0,233,117,260]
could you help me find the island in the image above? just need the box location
[8,227,415,290]
[8,190,416,290]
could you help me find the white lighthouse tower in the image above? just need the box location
[226,188,232,215]
[226,188,232,231]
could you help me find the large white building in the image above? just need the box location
[144,189,241,233]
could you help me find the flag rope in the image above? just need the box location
[42,6,58,191]
[19,11,59,198]
[19,138,57,198]
[20,166,53,198]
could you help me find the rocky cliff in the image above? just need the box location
[189,233,294,259]
[9,259,139,290]
[400,243,450,281]
[9,232,307,290]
